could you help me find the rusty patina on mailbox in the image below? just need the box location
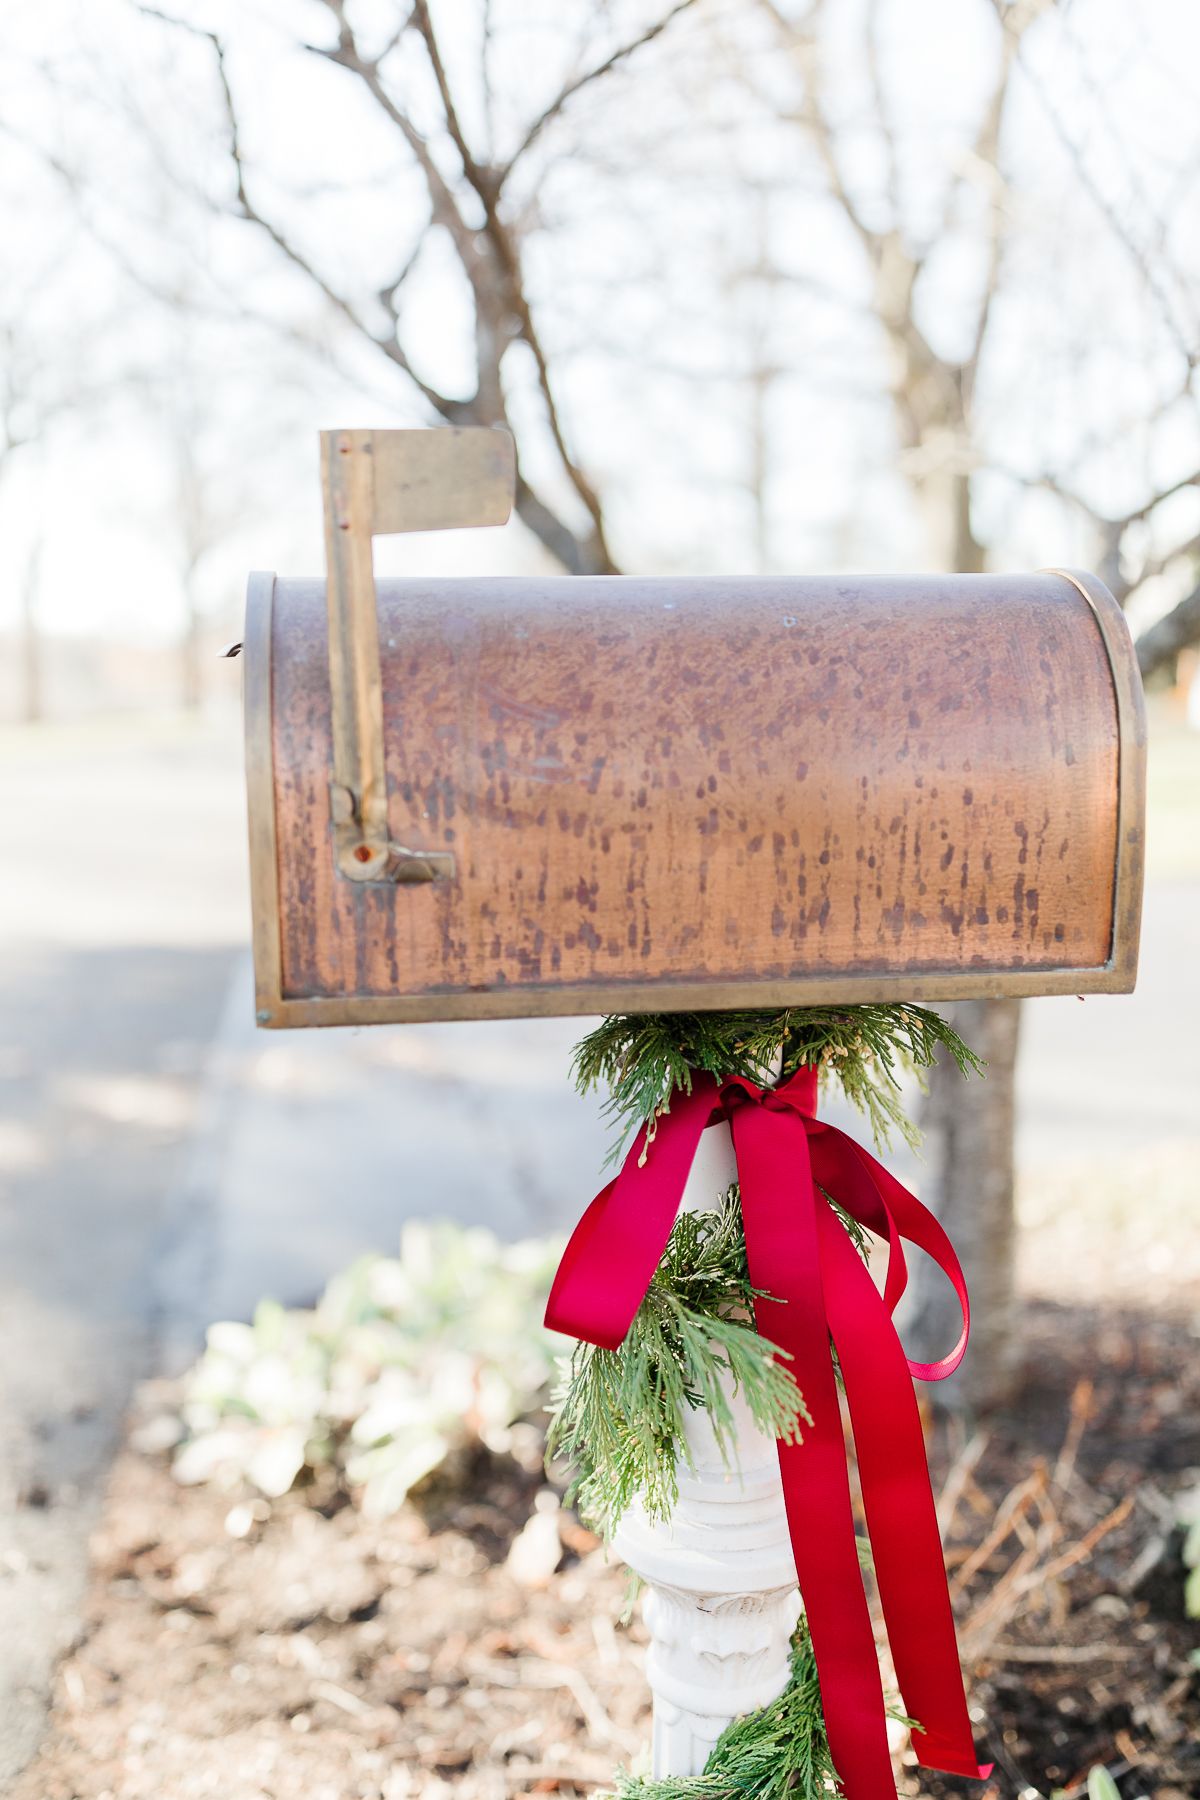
[243,428,1145,1027]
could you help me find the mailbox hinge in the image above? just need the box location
[321,426,515,884]
[328,778,456,885]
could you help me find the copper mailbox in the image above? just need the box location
[243,431,1145,1028]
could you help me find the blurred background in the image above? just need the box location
[1,1,1198,1796]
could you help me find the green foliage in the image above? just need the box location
[573,1004,983,1164]
[173,1222,563,1517]
[604,1618,839,1800]
[1085,1769,1122,1800]
[1182,1515,1200,1618]
[548,1192,810,1533]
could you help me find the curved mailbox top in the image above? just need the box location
[244,569,1145,1027]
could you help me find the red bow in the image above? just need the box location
[545,1065,991,1800]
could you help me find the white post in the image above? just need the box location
[612,1116,800,1778]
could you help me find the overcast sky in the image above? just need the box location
[2,0,1198,646]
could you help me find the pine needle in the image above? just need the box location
[572,1004,983,1165]
[604,1618,840,1800]
[547,1192,810,1532]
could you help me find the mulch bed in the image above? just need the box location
[11,1299,1200,1800]
[911,1302,1200,1800]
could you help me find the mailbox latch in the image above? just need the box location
[329,779,456,886]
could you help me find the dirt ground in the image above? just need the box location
[8,1296,1199,1800]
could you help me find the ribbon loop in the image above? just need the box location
[545,1065,990,1800]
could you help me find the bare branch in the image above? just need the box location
[376,237,425,320]
[401,0,613,564]
[513,474,600,576]
[1136,581,1200,678]
[1127,531,1200,597]
[479,0,496,160]
[138,0,618,573]
[959,32,1020,387]
[989,0,1199,377]
[137,6,455,417]
[373,10,415,69]
[1114,467,1200,532]
[410,0,493,198]
[308,8,487,282]
[759,0,879,256]
[864,0,901,223]
[498,0,701,185]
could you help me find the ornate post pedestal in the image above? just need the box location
[612,1118,800,1778]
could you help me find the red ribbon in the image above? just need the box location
[545,1065,991,1800]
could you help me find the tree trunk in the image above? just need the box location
[909,467,1023,1411]
[909,997,1022,1410]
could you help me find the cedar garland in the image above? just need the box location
[572,1004,982,1162]
[547,1189,809,1532]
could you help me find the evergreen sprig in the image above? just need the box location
[572,1004,983,1165]
[605,1618,839,1800]
[547,1193,810,1533]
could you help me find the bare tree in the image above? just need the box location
[755,0,1199,1405]
[135,0,707,582]
[0,293,93,722]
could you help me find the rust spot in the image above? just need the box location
[939,902,964,937]
[882,901,906,938]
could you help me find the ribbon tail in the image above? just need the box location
[810,1128,971,1381]
[815,1197,991,1780]
[732,1104,898,1800]
[544,1075,720,1350]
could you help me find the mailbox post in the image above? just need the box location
[610,1109,804,1776]
[242,427,1146,1797]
